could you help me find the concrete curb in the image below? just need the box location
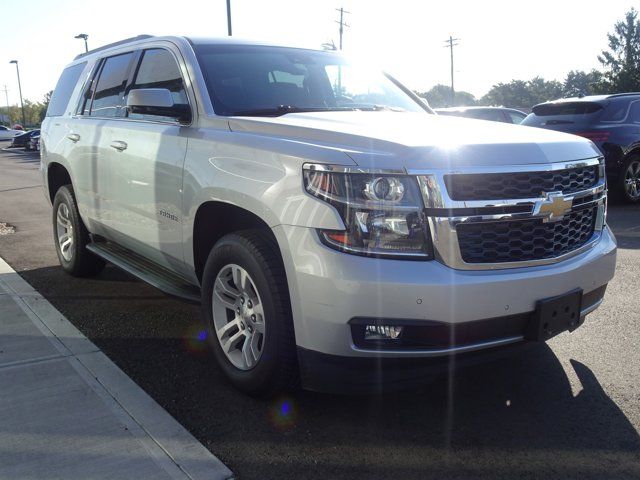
[0,256,233,480]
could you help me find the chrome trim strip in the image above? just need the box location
[407,156,602,175]
[350,335,524,357]
[303,163,406,175]
[581,298,603,317]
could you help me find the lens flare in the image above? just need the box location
[183,324,209,355]
[268,395,298,430]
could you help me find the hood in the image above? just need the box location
[227,111,601,170]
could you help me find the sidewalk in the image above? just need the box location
[0,256,233,480]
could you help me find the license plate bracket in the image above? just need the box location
[525,289,583,341]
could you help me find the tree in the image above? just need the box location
[562,70,607,97]
[415,84,477,108]
[598,7,640,92]
[480,77,562,108]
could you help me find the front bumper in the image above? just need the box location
[274,224,617,360]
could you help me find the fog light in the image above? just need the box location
[364,325,403,340]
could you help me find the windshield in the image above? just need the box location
[193,44,428,116]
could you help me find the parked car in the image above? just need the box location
[28,134,40,151]
[436,106,527,124]
[523,94,640,203]
[11,129,40,149]
[0,125,22,140]
[41,36,616,396]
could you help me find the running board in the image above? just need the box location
[86,242,201,304]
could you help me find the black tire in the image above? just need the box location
[52,185,105,277]
[616,155,640,204]
[201,229,297,397]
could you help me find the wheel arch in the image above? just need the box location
[191,201,281,283]
[47,162,73,203]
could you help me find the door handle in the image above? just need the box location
[67,133,80,142]
[110,140,128,152]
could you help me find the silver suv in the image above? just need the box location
[41,36,617,396]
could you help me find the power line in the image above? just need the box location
[336,7,350,50]
[444,36,460,107]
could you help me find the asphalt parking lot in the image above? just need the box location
[1,145,639,479]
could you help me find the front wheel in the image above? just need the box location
[617,156,640,203]
[201,230,297,397]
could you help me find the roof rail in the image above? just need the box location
[74,35,154,60]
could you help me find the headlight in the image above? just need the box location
[303,166,433,259]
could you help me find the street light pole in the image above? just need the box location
[9,61,25,127]
[226,0,232,36]
[74,33,89,53]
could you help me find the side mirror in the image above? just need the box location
[126,88,191,124]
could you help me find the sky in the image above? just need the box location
[0,0,636,106]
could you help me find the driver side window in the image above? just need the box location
[126,48,188,122]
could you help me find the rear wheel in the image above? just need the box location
[201,230,297,397]
[618,156,640,203]
[52,185,105,277]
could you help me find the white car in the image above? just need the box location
[0,125,22,140]
[41,36,616,396]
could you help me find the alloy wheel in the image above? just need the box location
[56,203,75,262]
[625,160,640,200]
[211,264,266,370]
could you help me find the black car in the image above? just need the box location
[436,106,527,124]
[523,94,640,203]
[10,129,40,149]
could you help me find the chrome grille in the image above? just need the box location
[456,207,598,264]
[444,165,599,201]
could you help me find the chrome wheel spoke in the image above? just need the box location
[232,265,248,292]
[221,329,245,354]
[214,277,239,309]
[242,334,258,368]
[216,318,240,339]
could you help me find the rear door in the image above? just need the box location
[100,46,191,272]
[70,51,137,234]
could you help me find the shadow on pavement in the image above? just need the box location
[14,264,640,480]
[606,203,640,250]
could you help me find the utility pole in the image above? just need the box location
[9,60,26,126]
[336,7,350,50]
[226,0,232,36]
[444,36,459,107]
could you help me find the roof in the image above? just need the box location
[538,92,640,106]
[435,106,524,113]
[73,35,326,61]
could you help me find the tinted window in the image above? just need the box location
[127,49,188,121]
[507,111,526,124]
[629,101,640,123]
[531,102,602,116]
[47,62,86,117]
[194,45,425,116]
[467,109,508,122]
[0,126,7,131]
[90,53,134,118]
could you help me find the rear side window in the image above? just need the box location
[47,62,86,117]
[531,102,602,116]
[467,109,508,122]
[507,111,526,124]
[629,101,640,123]
[90,52,134,118]
[127,48,188,122]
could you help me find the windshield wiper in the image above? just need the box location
[230,105,357,117]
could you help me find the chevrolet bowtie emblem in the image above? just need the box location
[533,192,573,222]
